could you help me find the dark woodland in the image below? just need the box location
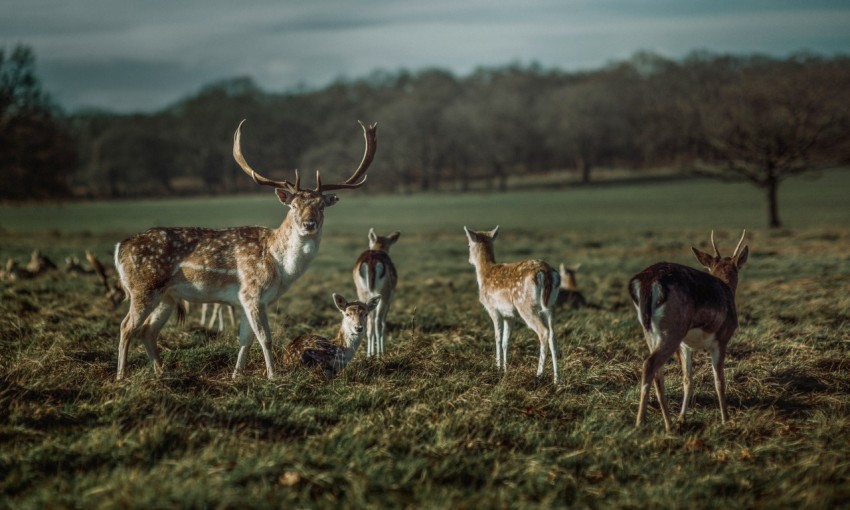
[2,45,849,226]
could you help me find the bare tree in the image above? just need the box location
[686,55,850,228]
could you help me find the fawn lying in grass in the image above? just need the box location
[282,294,380,377]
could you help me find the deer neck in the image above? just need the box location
[269,214,322,278]
[332,327,364,367]
[470,245,497,285]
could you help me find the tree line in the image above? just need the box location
[2,45,849,227]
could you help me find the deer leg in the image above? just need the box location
[637,336,678,431]
[710,345,729,423]
[366,310,376,357]
[200,303,208,327]
[376,298,390,356]
[233,309,255,378]
[543,309,560,384]
[241,302,275,379]
[226,305,236,328]
[488,311,503,369]
[653,369,673,432]
[517,307,550,380]
[500,318,511,373]
[139,299,175,376]
[216,304,225,331]
[117,293,160,381]
[678,345,694,424]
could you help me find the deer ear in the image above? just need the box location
[367,296,381,311]
[323,194,339,207]
[387,231,401,244]
[332,293,348,312]
[368,228,377,245]
[489,225,500,239]
[463,226,476,242]
[275,188,295,205]
[559,263,566,274]
[735,245,749,269]
[692,247,716,270]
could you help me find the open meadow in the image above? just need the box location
[1,172,849,508]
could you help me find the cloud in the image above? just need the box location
[2,0,848,112]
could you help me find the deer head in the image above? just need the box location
[692,230,749,291]
[233,119,378,236]
[333,293,380,345]
[464,225,499,265]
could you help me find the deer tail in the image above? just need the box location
[630,279,660,333]
[539,268,559,311]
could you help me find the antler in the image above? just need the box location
[710,230,721,258]
[315,121,378,192]
[732,230,747,258]
[710,229,747,258]
[233,120,299,191]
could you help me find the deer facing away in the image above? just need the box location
[464,226,562,383]
[114,119,377,380]
[628,230,749,432]
[282,294,380,377]
[353,228,400,357]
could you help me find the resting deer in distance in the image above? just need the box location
[557,263,587,310]
[114,119,378,380]
[629,230,749,432]
[282,293,380,377]
[353,228,400,357]
[464,226,562,383]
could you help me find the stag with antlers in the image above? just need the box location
[629,230,749,431]
[114,120,377,380]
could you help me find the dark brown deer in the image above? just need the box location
[465,226,561,383]
[352,228,400,357]
[114,120,377,380]
[628,230,749,432]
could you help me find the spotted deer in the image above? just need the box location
[114,119,377,380]
[557,263,587,310]
[353,228,400,357]
[464,226,561,383]
[282,294,380,377]
[629,230,749,432]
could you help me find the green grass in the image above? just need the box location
[1,172,849,508]
[2,169,849,235]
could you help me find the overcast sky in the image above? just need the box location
[2,0,849,113]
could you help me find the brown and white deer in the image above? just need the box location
[628,230,749,432]
[353,228,400,357]
[464,226,561,383]
[114,119,377,380]
[282,293,380,377]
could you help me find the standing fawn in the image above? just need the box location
[629,230,749,432]
[464,226,562,383]
[283,294,380,377]
[557,263,587,310]
[114,119,377,380]
[353,228,400,357]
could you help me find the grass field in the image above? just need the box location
[1,172,849,508]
